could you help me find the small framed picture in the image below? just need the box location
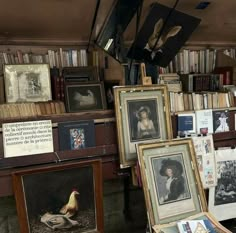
[114,85,172,167]
[58,120,96,151]
[12,159,104,233]
[65,82,107,112]
[4,64,52,103]
[137,139,207,227]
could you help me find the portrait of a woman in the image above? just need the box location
[136,106,159,139]
[158,158,190,204]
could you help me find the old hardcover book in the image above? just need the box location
[58,120,96,151]
[177,112,196,136]
[50,67,61,100]
[195,109,213,134]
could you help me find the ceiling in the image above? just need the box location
[0,0,236,47]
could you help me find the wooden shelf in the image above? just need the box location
[0,110,120,197]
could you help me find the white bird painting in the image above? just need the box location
[74,90,96,106]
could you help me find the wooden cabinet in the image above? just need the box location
[0,110,120,197]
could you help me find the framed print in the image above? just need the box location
[58,120,96,151]
[208,148,236,221]
[137,139,207,228]
[65,82,107,112]
[114,85,172,167]
[12,159,103,233]
[4,64,52,103]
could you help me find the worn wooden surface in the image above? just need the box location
[0,179,147,233]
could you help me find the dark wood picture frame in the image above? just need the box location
[12,159,103,233]
[58,120,96,151]
[65,82,107,112]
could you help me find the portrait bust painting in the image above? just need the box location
[152,155,191,205]
[127,99,160,142]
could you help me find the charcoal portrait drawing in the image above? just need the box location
[151,154,191,205]
[127,99,160,142]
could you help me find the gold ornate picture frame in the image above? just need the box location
[114,85,172,168]
[137,138,207,228]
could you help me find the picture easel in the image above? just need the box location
[140,63,152,85]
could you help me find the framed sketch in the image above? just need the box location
[12,159,103,233]
[208,148,236,221]
[65,82,107,112]
[58,120,96,151]
[137,139,207,228]
[4,64,52,103]
[114,85,172,167]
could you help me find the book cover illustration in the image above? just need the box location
[177,113,196,137]
[191,135,217,188]
[195,109,213,134]
[212,110,230,133]
[58,120,95,151]
[177,220,216,233]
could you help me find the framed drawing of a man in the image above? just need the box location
[12,159,103,233]
[137,138,207,228]
[114,85,172,167]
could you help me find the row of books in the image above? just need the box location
[159,49,216,74]
[180,74,224,92]
[176,108,234,136]
[169,91,235,112]
[0,101,66,119]
[0,49,99,69]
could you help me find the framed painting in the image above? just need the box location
[208,148,236,221]
[114,85,172,167]
[12,159,103,233]
[58,120,96,151]
[65,82,107,112]
[4,64,52,103]
[137,139,207,228]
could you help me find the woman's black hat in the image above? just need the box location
[159,158,183,177]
